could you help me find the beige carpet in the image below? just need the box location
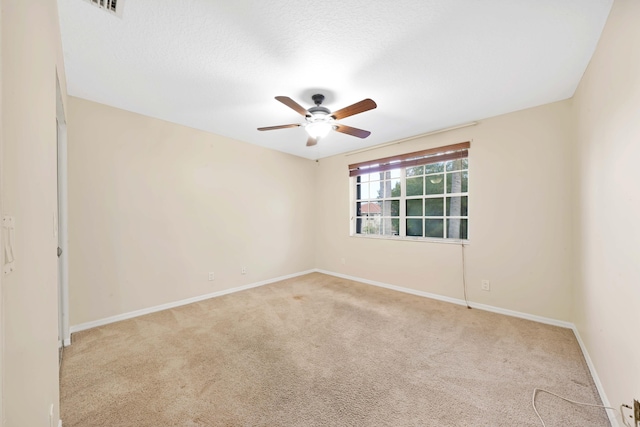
[60,273,610,426]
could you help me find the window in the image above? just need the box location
[350,142,469,241]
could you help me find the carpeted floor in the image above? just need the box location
[60,273,610,426]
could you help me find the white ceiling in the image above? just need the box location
[58,0,612,160]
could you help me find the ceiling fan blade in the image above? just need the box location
[257,124,301,131]
[334,124,371,139]
[275,96,308,116]
[331,99,377,120]
[306,136,318,147]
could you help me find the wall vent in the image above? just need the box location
[82,0,125,17]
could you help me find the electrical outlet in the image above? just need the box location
[241,266,247,275]
[481,280,491,291]
[634,399,639,426]
[208,272,214,281]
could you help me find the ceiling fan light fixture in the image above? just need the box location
[305,121,332,139]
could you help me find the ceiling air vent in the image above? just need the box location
[82,0,124,17]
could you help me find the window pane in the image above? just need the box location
[424,198,444,216]
[446,196,468,216]
[426,173,443,185]
[364,183,373,199]
[391,218,399,235]
[370,181,384,199]
[359,183,371,199]
[446,171,468,193]
[424,162,445,174]
[391,181,401,197]
[380,179,400,197]
[446,158,467,172]
[356,217,363,234]
[380,218,399,236]
[362,217,380,234]
[406,177,424,196]
[373,201,384,215]
[425,176,444,195]
[388,169,401,179]
[406,199,423,216]
[425,219,444,238]
[406,166,423,176]
[406,219,423,236]
[356,202,362,216]
[446,218,468,239]
[381,200,399,217]
[374,181,384,199]
[364,172,378,182]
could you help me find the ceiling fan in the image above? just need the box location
[258,94,377,147]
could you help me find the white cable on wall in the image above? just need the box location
[461,241,470,309]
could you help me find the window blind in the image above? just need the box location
[348,142,470,177]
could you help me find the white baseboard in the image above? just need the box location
[69,269,316,334]
[571,327,620,427]
[314,269,573,329]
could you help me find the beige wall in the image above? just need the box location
[1,0,68,425]
[316,100,575,321]
[68,99,578,326]
[68,97,316,326]
[573,0,640,412]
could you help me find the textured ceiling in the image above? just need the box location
[58,0,612,160]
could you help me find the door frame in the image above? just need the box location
[56,75,70,348]
[0,0,4,420]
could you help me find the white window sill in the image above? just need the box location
[350,234,470,245]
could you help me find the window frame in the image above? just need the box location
[349,142,470,243]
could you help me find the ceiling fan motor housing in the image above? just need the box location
[308,94,331,120]
[307,106,331,118]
